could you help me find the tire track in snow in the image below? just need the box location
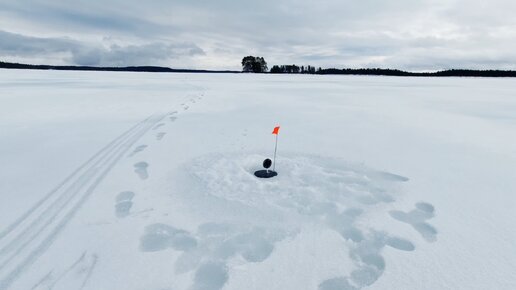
[0,112,168,290]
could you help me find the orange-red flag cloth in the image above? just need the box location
[272,126,280,135]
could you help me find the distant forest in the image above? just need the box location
[2,60,516,78]
[246,56,516,77]
[280,66,516,77]
[0,61,237,74]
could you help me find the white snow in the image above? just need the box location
[0,69,515,290]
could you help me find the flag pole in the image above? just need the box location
[272,133,278,171]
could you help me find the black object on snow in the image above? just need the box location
[254,158,277,178]
[263,158,272,169]
[254,170,278,178]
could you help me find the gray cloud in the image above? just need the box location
[0,30,204,66]
[0,30,76,55]
[0,0,515,70]
[71,43,205,66]
[0,1,175,36]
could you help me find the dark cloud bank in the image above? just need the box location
[0,30,204,67]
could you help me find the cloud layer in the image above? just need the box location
[0,30,204,67]
[0,0,515,70]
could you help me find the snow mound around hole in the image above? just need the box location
[186,153,408,213]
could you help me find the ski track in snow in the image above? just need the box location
[0,87,205,289]
[30,251,98,290]
[0,112,168,289]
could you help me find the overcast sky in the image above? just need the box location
[1,0,515,70]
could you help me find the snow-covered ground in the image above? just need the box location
[0,69,515,290]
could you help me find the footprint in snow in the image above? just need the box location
[389,202,437,242]
[318,207,414,290]
[192,262,228,290]
[153,123,165,130]
[134,162,149,180]
[156,132,166,141]
[183,105,189,110]
[169,116,177,122]
[139,222,285,290]
[128,145,147,157]
[115,191,135,218]
[139,223,197,252]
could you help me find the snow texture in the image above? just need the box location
[0,70,515,289]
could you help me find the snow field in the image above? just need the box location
[0,70,515,289]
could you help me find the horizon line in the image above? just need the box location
[2,60,516,78]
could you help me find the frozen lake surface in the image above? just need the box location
[0,69,515,289]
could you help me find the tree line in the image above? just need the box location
[270,65,321,74]
[241,56,516,77]
[2,59,516,78]
[0,61,238,73]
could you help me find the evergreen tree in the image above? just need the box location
[270,65,282,73]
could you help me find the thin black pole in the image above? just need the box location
[272,133,278,171]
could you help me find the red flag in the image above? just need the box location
[272,126,280,135]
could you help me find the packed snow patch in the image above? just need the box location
[146,153,429,289]
[186,153,407,211]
